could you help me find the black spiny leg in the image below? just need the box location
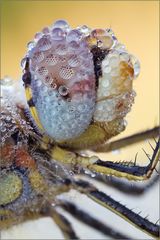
[74,179,160,238]
[22,57,32,87]
[86,138,160,181]
[79,172,159,196]
[41,204,79,239]
[80,139,159,195]
[58,201,130,239]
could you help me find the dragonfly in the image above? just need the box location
[0,20,159,239]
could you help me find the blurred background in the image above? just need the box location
[1,1,159,239]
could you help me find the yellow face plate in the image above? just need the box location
[25,86,44,131]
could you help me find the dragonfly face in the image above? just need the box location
[22,20,140,143]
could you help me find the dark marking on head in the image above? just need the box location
[27,98,35,107]
[22,57,32,86]
[24,57,30,71]
[22,72,32,86]
[91,46,108,88]
[23,108,42,136]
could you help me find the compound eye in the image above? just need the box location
[24,21,96,141]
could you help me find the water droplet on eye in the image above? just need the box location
[6,116,11,122]
[52,28,65,40]
[33,51,44,63]
[37,66,48,76]
[102,35,113,49]
[120,52,130,62]
[68,41,79,49]
[59,66,74,80]
[51,82,57,89]
[27,41,35,51]
[104,66,111,73]
[68,55,80,67]
[90,29,113,49]
[53,20,70,31]
[42,27,50,34]
[21,57,27,68]
[45,54,58,65]
[102,79,109,88]
[66,30,82,43]
[80,40,88,49]
[91,29,106,38]
[129,55,140,78]
[68,105,76,113]
[114,43,126,51]
[37,36,52,51]
[59,56,66,62]
[58,85,69,96]
[44,75,53,86]
[109,55,119,67]
[77,25,91,36]
[56,44,68,55]
[34,32,43,41]
[67,98,71,102]
[106,28,115,35]
[1,126,6,132]
[97,40,103,48]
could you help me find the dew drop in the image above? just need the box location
[53,20,70,31]
[58,85,69,96]
[120,52,130,62]
[34,32,43,41]
[97,40,103,48]
[91,29,106,38]
[114,43,126,51]
[44,75,53,85]
[45,54,58,65]
[66,30,82,43]
[42,27,50,34]
[51,82,57,89]
[27,41,35,51]
[104,66,111,74]
[56,44,68,55]
[37,66,48,76]
[1,126,6,132]
[59,66,74,80]
[68,55,80,67]
[129,55,140,78]
[21,57,27,68]
[6,116,11,122]
[68,41,79,50]
[106,28,115,35]
[77,25,91,36]
[52,28,65,40]
[32,51,44,63]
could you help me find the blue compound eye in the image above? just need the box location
[22,20,140,142]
